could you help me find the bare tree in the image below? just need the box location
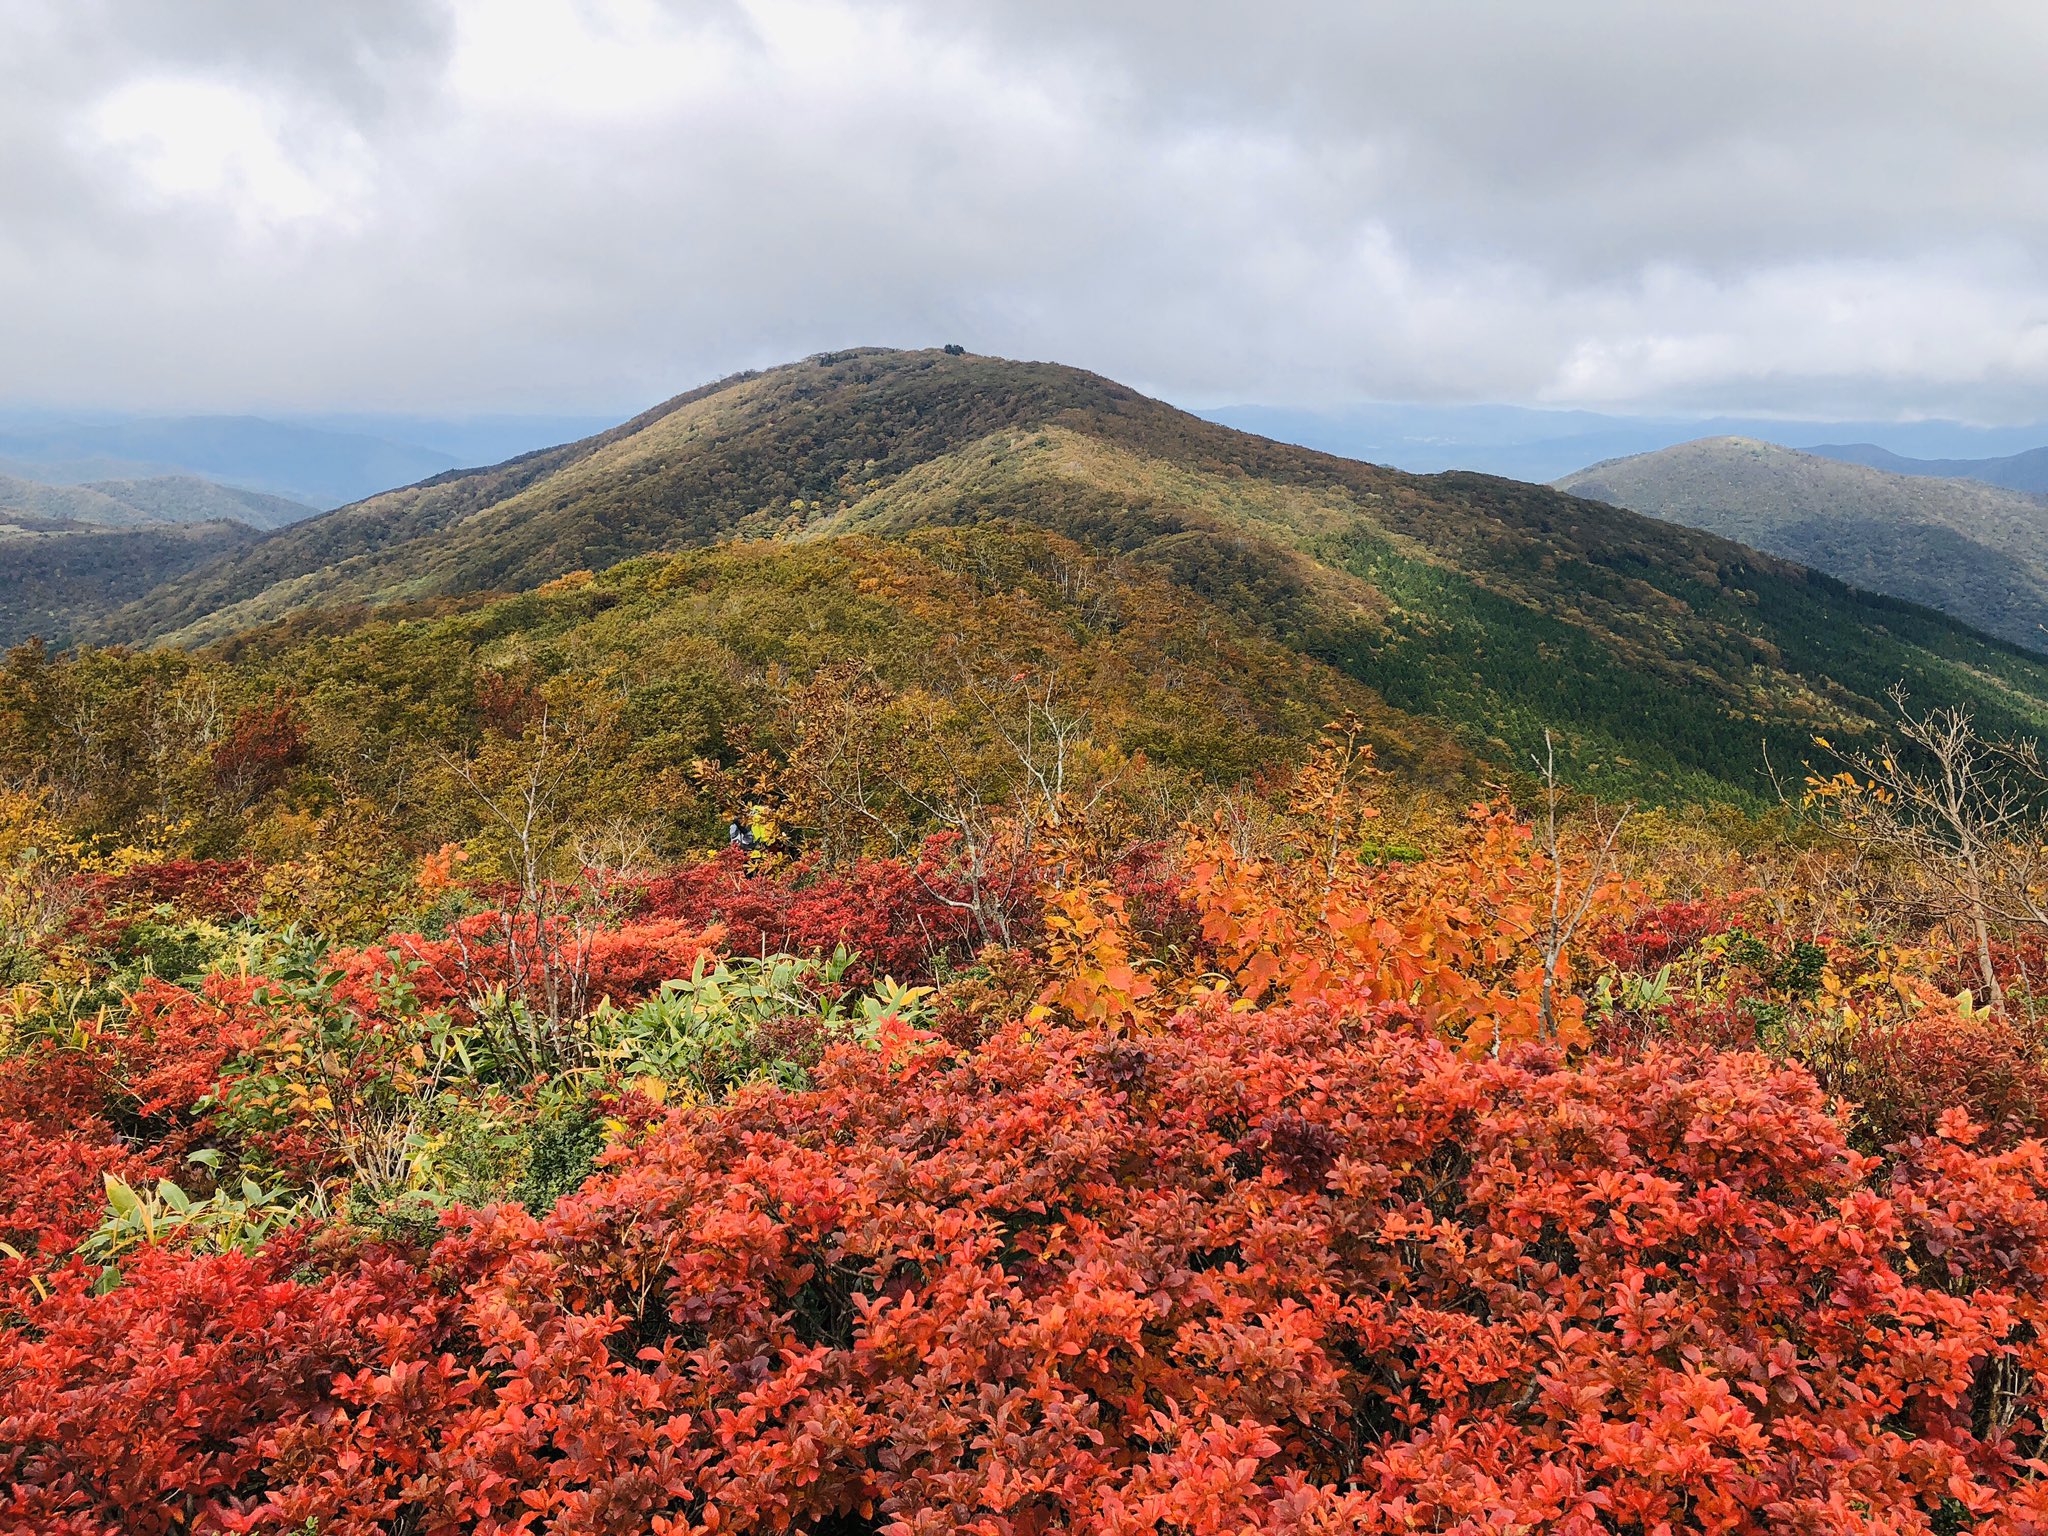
[783,650,1127,951]
[1805,688,2048,1011]
[959,663,1111,831]
[442,707,595,1070]
[1532,730,1632,1040]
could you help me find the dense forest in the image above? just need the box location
[0,517,260,649]
[8,351,2048,1532]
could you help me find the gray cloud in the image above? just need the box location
[3,0,2047,419]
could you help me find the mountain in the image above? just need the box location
[0,471,314,530]
[1556,437,2048,652]
[0,471,314,648]
[0,416,462,508]
[93,348,2048,805]
[1804,441,2048,496]
[1202,402,2048,482]
[0,515,262,649]
[0,472,313,648]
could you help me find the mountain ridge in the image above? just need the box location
[1803,440,2048,496]
[0,470,313,531]
[1556,436,2048,652]
[83,348,2048,804]
[0,415,461,508]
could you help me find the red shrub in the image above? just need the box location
[1594,895,1738,971]
[1843,1010,2048,1149]
[473,670,543,736]
[209,692,306,803]
[331,913,724,1016]
[1106,840,1203,956]
[99,975,272,1125]
[0,1240,435,1535]
[1932,931,2048,1002]
[60,858,260,952]
[7,1008,2047,1532]
[637,841,1006,981]
[0,1044,161,1305]
[0,978,280,1306]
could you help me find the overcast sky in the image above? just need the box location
[6,0,2048,420]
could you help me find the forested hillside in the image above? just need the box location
[0,471,311,530]
[1559,436,2048,651]
[95,348,2048,804]
[0,471,307,646]
[0,517,262,648]
[2,525,1465,891]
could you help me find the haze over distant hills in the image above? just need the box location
[1556,437,2048,652]
[0,472,312,531]
[1204,402,2048,484]
[0,411,615,510]
[1804,442,2048,496]
[84,347,2048,806]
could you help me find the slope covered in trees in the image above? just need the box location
[0,517,262,649]
[1558,436,2048,652]
[0,471,313,531]
[0,472,308,647]
[91,349,2048,805]
[1,525,1464,901]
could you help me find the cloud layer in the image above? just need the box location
[6,0,2047,417]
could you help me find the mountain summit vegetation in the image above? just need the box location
[1558,435,2048,653]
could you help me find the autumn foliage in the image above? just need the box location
[8,1004,2048,1533]
[7,714,2048,1532]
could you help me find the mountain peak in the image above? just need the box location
[1557,435,2048,651]
[67,352,2048,807]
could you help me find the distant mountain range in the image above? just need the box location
[1204,402,2048,484]
[0,411,621,646]
[1556,437,2048,652]
[77,347,2048,806]
[1804,442,2048,496]
[0,411,614,510]
[0,472,318,647]
[0,472,313,530]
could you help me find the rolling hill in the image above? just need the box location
[91,349,2048,804]
[1203,402,2048,483]
[0,472,312,648]
[1805,441,2048,496]
[0,471,314,530]
[0,515,262,648]
[1556,437,2048,653]
[0,416,461,509]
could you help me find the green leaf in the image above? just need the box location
[103,1175,141,1218]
